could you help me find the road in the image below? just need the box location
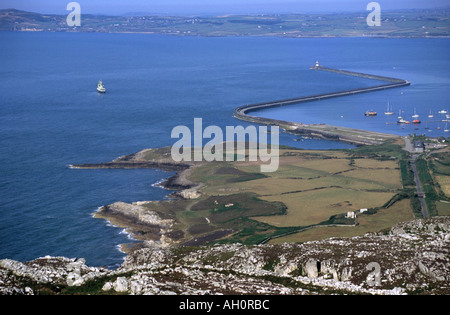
[406,139,429,218]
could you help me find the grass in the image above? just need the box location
[436,201,450,216]
[345,140,408,160]
[415,157,440,217]
[270,199,415,243]
[99,141,428,247]
[341,168,402,189]
[256,188,395,227]
[429,153,450,199]
[400,159,415,187]
[176,145,414,244]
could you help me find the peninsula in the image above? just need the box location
[1,8,449,38]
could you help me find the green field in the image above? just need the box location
[92,138,450,249]
[130,142,420,246]
[270,199,415,243]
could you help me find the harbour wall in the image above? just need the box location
[233,65,410,145]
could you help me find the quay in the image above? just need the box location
[233,63,410,145]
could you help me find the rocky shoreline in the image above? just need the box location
[70,148,197,191]
[1,216,449,295]
[71,148,207,251]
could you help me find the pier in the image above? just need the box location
[233,63,411,145]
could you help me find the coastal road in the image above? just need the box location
[403,137,429,218]
[410,154,429,218]
[403,137,413,153]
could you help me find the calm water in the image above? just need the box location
[252,38,450,135]
[0,33,448,267]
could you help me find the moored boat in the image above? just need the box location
[365,110,377,116]
[397,118,410,124]
[384,102,394,115]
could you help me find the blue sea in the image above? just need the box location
[0,32,448,268]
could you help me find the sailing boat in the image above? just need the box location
[397,109,403,119]
[412,108,419,118]
[428,110,434,118]
[97,80,106,93]
[445,122,449,132]
[384,102,394,115]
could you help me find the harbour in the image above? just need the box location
[234,63,412,145]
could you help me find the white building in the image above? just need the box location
[346,211,356,219]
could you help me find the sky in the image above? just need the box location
[1,0,449,15]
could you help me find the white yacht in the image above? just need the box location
[384,102,394,115]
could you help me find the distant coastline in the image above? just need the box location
[1,8,449,38]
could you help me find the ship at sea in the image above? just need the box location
[97,80,106,93]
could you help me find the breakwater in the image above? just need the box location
[234,64,410,145]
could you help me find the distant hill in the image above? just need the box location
[1,8,449,37]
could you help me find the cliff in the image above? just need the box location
[1,216,448,295]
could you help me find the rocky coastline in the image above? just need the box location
[1,216,449,295]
